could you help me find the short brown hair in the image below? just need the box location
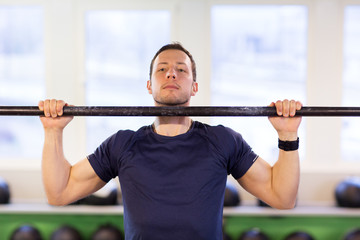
[149,42,197,82]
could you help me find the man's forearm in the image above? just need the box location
[272,150,300,208]
[42,129,72,205]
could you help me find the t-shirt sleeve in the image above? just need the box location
[87,130,133,183]
[222,127,258,179]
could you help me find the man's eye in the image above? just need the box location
[158,68,165,72]
[179,69,185,72]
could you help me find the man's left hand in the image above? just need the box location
[268,100,302,140]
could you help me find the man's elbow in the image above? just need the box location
[276,203,296,210]
[263,195,297,209]
[46,195,72,206]
[47,199,66,206]
[273,198,297,210]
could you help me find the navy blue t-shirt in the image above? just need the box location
[88,121,258,240]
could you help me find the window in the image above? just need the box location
[85,10,171,151]
[0,6,44,158]
[341,6,360,161]
[211,5,308,164]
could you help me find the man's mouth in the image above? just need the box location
[163,84,179,90]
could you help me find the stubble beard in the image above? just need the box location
[153,94,191,106]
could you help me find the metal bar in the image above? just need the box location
[1,106,360,117]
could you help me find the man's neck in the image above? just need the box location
[152,116,193,137]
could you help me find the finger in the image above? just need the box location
[289,100,296,117]
[282,99,290,117]
[50,99,58,118]
[296,101,302,110]
[38,101,44,111]
[43,99,51,117]
[56,100,65,116]
[275,100,283,116]
[269,102,275,107]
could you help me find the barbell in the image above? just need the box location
[1,106,360,117]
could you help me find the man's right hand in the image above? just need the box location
[38,99,74,130]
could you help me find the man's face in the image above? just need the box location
[147,49,198,106]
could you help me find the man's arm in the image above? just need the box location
[237,100,302,209]
[39,99,106,206]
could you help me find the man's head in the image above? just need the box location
[149,42,197,82]
[147,43,198,106]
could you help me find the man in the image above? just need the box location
[39,43,302,240]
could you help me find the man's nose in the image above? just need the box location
[166,68,176,79]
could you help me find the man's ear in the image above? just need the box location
[191,82,198,96]
[147,80,152,94]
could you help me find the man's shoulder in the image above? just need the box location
[105,125,152,149]
[113,125,151,138]
[194,121,236,136]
